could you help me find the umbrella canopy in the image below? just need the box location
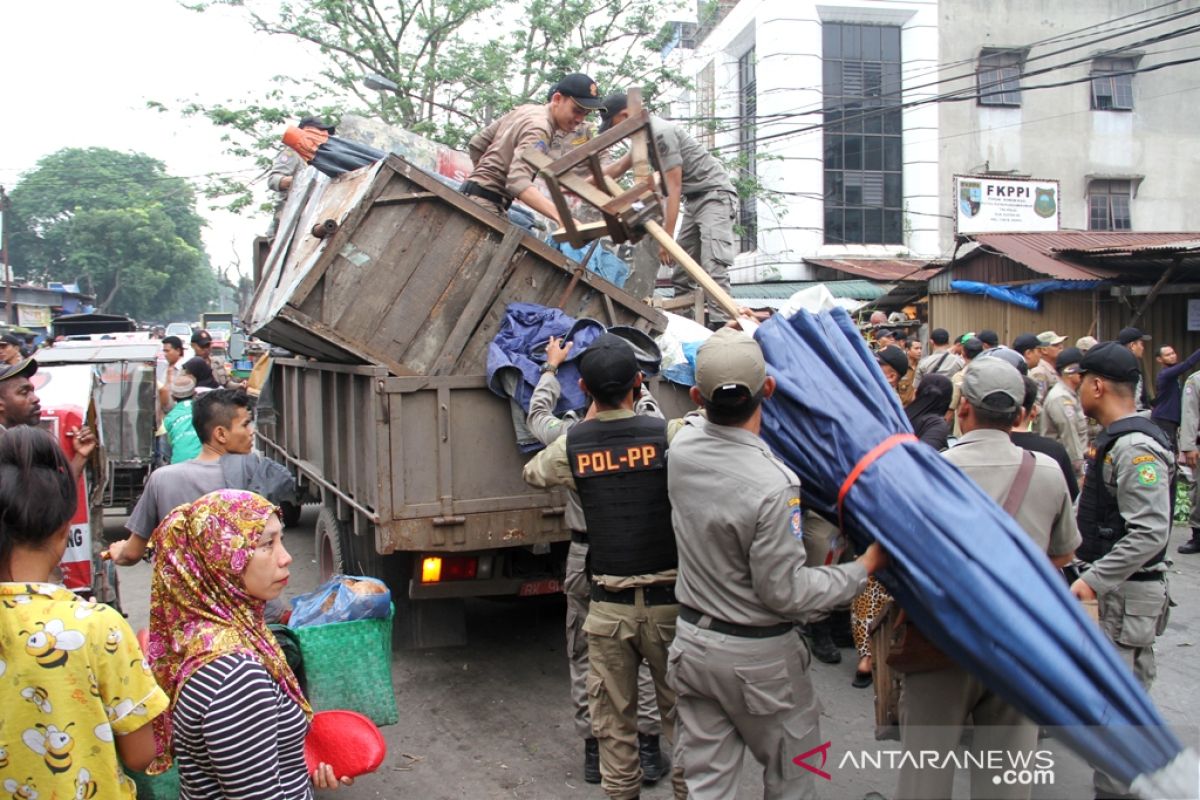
[755,307,1193,795]
[309,136,386,178]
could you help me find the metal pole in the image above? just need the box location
[0,186,11,325]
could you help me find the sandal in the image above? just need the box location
[852,669,873,688]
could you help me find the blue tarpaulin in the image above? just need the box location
[950,279,1108,310]
[553,242,630,289]
[756,307,1193,795]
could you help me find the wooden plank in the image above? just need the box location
[645,220,742,321]
[277,306,414,375]
[550,221,611,244]
[430,226,526,375]
[540,171,583,247]
[538,110,651,175]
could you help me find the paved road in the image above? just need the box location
[112,508,1200,799]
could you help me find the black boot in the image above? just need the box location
[638,733,669,785]
[1179,529,1200,554]
[583,737,601,784]
[807,619,842,664]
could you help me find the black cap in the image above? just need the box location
[554,74,606,110]
[191,329,213,346]
[298,116,336,135]
[876,345,909,378]
[0,333,22,347]
[1056,346,1084,375]
[875,329,894,340]
[1117,326,1151,345]
[962,337,985,360]
[978,329,999,347]
[930,328,950,345]
[0,357,36,382]
[1079,341,1140,383]
[1011,333,1040,354]
[598,92,630,132]
[579,333,639,395]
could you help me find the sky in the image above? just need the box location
[4,1,328,280]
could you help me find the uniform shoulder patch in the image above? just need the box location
[790,506,803,539]
[1131,454,1157,465]
[533,140,549,154]
[1136,463,1159,486]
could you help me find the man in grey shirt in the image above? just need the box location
[666,328,886,798]
[898,358,1079,800]
[913,328,964,388]
[600,93,739,324]
[110,389,258,564]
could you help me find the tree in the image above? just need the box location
[170,0,686,210]
[9,148,219,321]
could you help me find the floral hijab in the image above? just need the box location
[146,489,311,773]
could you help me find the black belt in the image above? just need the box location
[1128,571,1165,582]
[679,604,794,639]
[460,180,512,210]
[591,584,677,606]
[571,530,588,544]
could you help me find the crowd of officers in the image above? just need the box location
[518,314,1188,800]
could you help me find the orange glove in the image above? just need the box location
[282,126,330,162]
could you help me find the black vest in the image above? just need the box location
[1076,416,1172,565]
[565,415,677,576]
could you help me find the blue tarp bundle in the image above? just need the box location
[553,241,630,288]
[756,307,1192,793]
[951,279,1108,310]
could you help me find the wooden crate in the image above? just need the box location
[246,156,665,377]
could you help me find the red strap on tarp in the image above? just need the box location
[837,433,918,531]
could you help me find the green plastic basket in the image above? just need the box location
[294,604,398,726]
[128,764,181,800]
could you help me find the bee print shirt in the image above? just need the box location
[0,582,168,800]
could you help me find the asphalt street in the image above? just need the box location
[112,508,1200,799]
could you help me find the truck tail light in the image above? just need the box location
[420,555,478,583]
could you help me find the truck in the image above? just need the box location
[247,152,691,648]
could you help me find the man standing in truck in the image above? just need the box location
[461,73,605,226]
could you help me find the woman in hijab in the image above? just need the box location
[146,489,352,798]
[905,372,954,452]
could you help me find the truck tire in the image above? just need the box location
[314,507,345,582]
[280,501,303,529]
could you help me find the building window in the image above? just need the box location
[977,49,1023,106]
[737,47,757,253]
[697,61,716,149]
[1088,180,1132,230]
[822,22,903,245]
[1092,58,1134,110]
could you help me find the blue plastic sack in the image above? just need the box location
[288,575,392,629]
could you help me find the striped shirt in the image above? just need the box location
[173,654,312,799]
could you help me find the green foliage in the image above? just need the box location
[8,148,219,321]
[168,0,687,208]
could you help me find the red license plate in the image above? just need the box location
[518,578,562,597]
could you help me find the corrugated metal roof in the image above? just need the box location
[965,232,1200,280]
[731,280,893,301]
[804,258,942,282]
[1058,237,1200,256]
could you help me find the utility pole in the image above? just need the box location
[0,186,11,325]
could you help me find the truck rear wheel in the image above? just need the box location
[314,507,345,582]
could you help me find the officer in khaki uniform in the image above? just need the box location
[1069,342,1174,799]
[524,335,670,785]
[1177,369,1200,554]
[1038,346,1089,477]
[462,73,605,224]
[1029,330,1066,404]
[598,94,738,324]
[666,329,887,799]
[523,334,687,800]
[897,358,1080,800]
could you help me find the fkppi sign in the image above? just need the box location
[954,175,1060,234]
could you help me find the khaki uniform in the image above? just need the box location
[913,349,964,388]
[523,410,687,800]
[465,104,556,214]
[667,417,867,799]
[897,364,917,406]
[1038,380,1088,476]
[948,362,972,438]
[897,429,1080,800]
[649,116,737,321]
[1029,359,1059,405]
[1079,418,1173,797]
[1179,372,1200,530]
[524,372,663,742]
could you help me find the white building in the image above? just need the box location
[669,0,1200,293]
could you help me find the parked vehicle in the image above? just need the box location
[247,153,687,647]
[165,321,193,339]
